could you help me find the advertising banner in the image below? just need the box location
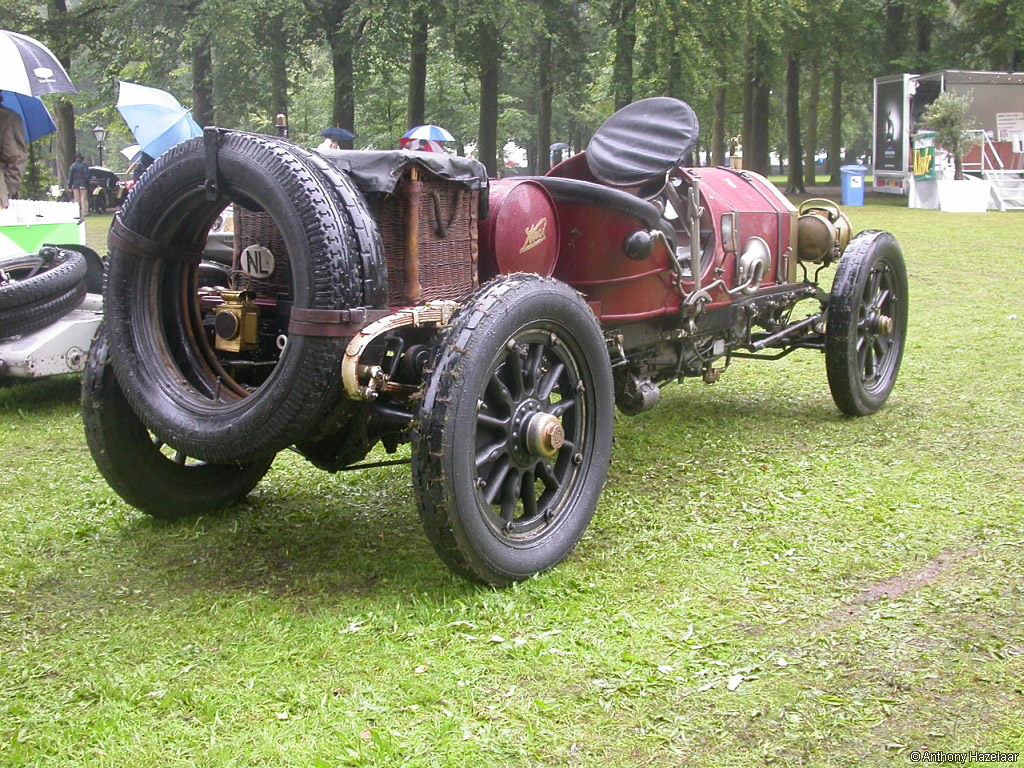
[875,79,905,172]
[912,132,937,180]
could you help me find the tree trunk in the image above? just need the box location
[267,10,289,125]
[884,0,907,71]
[666,20,683,101]
[741,0,753,166]
[536,30,552,174]
[307,1,360,148]
[407,4,428,128]
[329,30,356,148]
[785,52,804,194]
[828,51,842,185]
[749,74,771,176]
[915,12,930,54]
[610,0,637,110]
[192,38,214,127]
[47,0,73,187]
[804,61,820,188]
[745,26,771,177]
[477,19,500,178]
[712,66,727,166]
[55,102,74,187]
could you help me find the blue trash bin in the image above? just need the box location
[840,164,868,206]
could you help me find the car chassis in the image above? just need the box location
[83,98,908,585]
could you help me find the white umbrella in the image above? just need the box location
[120,144,142,161]
[0,29,77,96]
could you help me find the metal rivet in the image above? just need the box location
[573,453,583,465]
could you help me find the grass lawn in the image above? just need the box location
[2,200,1023,766]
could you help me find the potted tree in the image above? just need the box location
[920,91,990,212]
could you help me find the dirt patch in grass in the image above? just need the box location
[821,548,981,632]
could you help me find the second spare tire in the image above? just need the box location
[105,131,377,463]
[0,247,87,338]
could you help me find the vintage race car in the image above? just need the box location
[83,98,908,586]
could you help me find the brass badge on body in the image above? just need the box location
[519,217,548,254]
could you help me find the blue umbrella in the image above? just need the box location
[402,124,456,143]
[321,127,355,142]
[116,81,202,160]
[0,89,56,142]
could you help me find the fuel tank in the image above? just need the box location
[478,178,560,280]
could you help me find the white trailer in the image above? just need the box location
[872,69,1024,206]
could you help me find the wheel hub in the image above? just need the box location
[871,314,894,336]
[525,412,564,457]
[509,400,565,461]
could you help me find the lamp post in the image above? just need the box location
[93,125,106,167]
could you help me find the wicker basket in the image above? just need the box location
[232,207,292,300]
[233,169,479,308]
[374,168,479,306]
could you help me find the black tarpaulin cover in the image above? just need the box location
[320,149,489,195]
[586,97,700,188]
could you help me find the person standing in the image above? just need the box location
[132,152,153,181]
[0,93,28,209]
[68,153,90,219]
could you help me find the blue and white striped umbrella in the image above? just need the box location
[0,29,77,97]
[402,124,456,143]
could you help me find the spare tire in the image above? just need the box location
[0,280,86,339]
[0,246,86,311]
[278,141,388,308]
[83,324,273,519]
[105,131,373,463]
[262,137,391,462]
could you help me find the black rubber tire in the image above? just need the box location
[412,275,615,586]
[0,253,43,281]
[0,281,86,339]
[105,132,369,463]
[268,137,390,465]
[52,244,104,294]
[0,247,86,311]
[82,325,273,520]
[275,139,388,308]
[826,230,909,416]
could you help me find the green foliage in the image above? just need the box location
[4,0,1017,176]
[920,90,981,179]
[954,0,1024,70]
[20,142,58,199]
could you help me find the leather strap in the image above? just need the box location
[287,307,392,337]
[108,218,205,264]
